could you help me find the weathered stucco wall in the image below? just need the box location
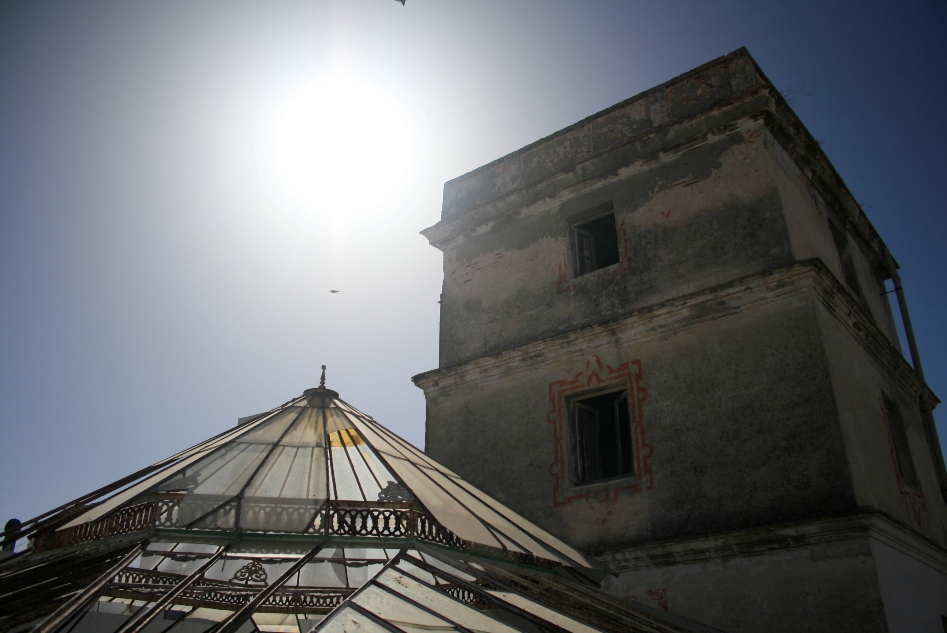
[871,531,947,633]
[816,289,947,546]
[597,515,947,633]
[420,266,856,550]
[417,47,947,631]
[600,522,889,633]
[771,137,900,344]
[435,119,795,367]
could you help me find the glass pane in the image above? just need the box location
[191,443,273,496]
[374,568,519,633]
[487,591,601,633]
[329,447,367,501]
[354,443,395,493]
[237,408,303,444]
[353,415,598,569]
[324,407,357,433]
[348,420,501,547]
[357,417,448,473]
[281,407,324,447]
[237,445,326,532]
[252,612,300,633]
[448,475,598,569]
[189,499,237,530]
[176,441,273,526]
[244,445,326,499]
[352,584,454,629]
[179,491,231,526]
[188,607,245,624]
[71,605,131,633]
[408,553,475,584]
[297,615,324,633]
[414,464,548,556]
[319,606,391,633]
[345,443,387,502]
[297,553,348,588]
[241,499,320,533]
[154,545,222,576]
[346,561,383,589]
[136,552,163,571]
[375,452,501,549]
[392,559,439,586]
[250,445,302,496]
[58,404,305,530]
[59,450,210,529]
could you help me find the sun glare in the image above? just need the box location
[265,71,417,227]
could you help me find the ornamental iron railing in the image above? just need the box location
[33,496,461,552]
[107,567,353,614]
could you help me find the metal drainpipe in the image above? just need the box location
[884,249,947,501]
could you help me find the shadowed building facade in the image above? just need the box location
[414,48,947,633]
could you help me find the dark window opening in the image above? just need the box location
[572,213,620,277]
[884,394,918,488]
[571,390,633,485]
[829,221,864,301]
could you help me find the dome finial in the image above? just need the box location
[303,365,338,400]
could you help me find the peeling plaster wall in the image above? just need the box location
[436,120,794,367]
[438,50,765,222]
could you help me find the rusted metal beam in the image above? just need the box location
[207,543,323,633]
[113,546,228,633]
[32,543,145,633]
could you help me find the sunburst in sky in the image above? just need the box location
[1,0,945,524]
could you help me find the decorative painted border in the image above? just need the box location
[546,355,652,521]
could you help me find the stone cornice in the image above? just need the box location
[412,259,936,408]
[595,510,947,575]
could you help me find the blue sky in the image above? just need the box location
[1,1,945,523]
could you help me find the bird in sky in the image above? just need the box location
[329,290,340,294]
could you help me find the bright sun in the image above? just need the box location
[265,71,416,225]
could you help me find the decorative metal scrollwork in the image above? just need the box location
[32,496,463,553]
[231,560,268,585]
[106,570,353,614]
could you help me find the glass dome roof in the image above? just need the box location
[45,384,600,574]
[0,380,715,633]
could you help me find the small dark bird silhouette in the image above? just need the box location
[329,290,340,294]
[395,0,405,5]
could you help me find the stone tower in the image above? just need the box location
[413,49,947,633]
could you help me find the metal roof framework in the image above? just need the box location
[0,383,720,633]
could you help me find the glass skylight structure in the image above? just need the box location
[0,382,717,633]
